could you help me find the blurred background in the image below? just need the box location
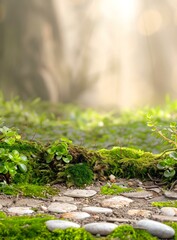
[0,0,176,109]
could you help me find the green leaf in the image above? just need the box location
[164,169,176,178]
[62,157,71,163]
[169,151,177,160]
[157,163,165,170]
[18,163,27,172]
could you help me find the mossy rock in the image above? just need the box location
[101,184,134,195]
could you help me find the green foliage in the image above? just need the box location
[45,139,73,164]
[0,125,28,183]
[101,184,134,195]
[65,163,94,187]
[108,225,158,240]
[0,184,59,198]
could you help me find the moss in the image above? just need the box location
[0,211,6,218]
[65,163,94,187]
[0,215,95,240]
[108,224,158,240]
[101,184,134,195]
[0,184,59,198]
[99,147,159,179]
[152,200,177,208]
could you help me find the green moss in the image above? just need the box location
[0,215,95,240]
[152,200,177,208]
[0,211,6,218]
[100,147,159,179]
[108,225,158,240]
[65,163,94,187]
[0,184,59,198]
[101,184,134,195]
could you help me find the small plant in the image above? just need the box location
[45,138,73,164]
[0,126,28,183]
[65,163,94,187]
[147,116,177,179]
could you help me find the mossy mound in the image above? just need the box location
[152,200,177,208]
[108,224,158,240]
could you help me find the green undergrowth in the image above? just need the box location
[101,183,134,195]
[0,215,166,240]
[152,200,177,208]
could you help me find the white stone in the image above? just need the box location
[82,206,113,214]
[46,220,80,231]
[161,207,177,216]
[164,191,177,199]
[136,219,175,239]
[64,189,97,198]
[61,211,90,220]
[52,196,74,202]
[101,196,133,208]
[84,222,117,236]
[7,207,34,215]
[48,202,77,213]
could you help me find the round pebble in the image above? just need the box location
[48,202,77,213]
[7,207,34,215]
[82,206,113,214]
[64,189,97,198]
[136,219,175,239]
[83,222,117,236]
[46,220,80,231]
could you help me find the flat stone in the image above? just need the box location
[48,202,77,213]
[16,198,43,207]
[152,214,177,222]
[122,191,153,199]
[161,207,177,216]
[64,189,97,198]
[136,219,175,239]
[148,188,161,194]
[61,211,90,220]
[82,206,113,214]
[83,222,117,236]
[101,196,133,208]
[0,204,2,209]
[52,196,74,202]
[46,220,80,231]
[127,209,151,217]
[148,195,171,202]
[7,207,34,215]
[164,191,177,199]
[0,199,13,207]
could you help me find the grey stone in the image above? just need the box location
[7,207,34,215]
[52,196,74,202]
[101,196,133,208]
[122,191,153,199]
[161,207,177,216]
[64,189,97,198]
[164,191,177,199]
[48,202,77,213]
[46,220,80,231]
[82,206,113,214]
[136,219,175,239]
[16,198,43,207]
[83,222,117,236]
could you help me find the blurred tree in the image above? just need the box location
[0,0,63,101]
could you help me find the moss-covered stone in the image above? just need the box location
[152,200,177,208]
[101,184,134,195]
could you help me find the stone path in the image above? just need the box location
[0,179,177,238]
